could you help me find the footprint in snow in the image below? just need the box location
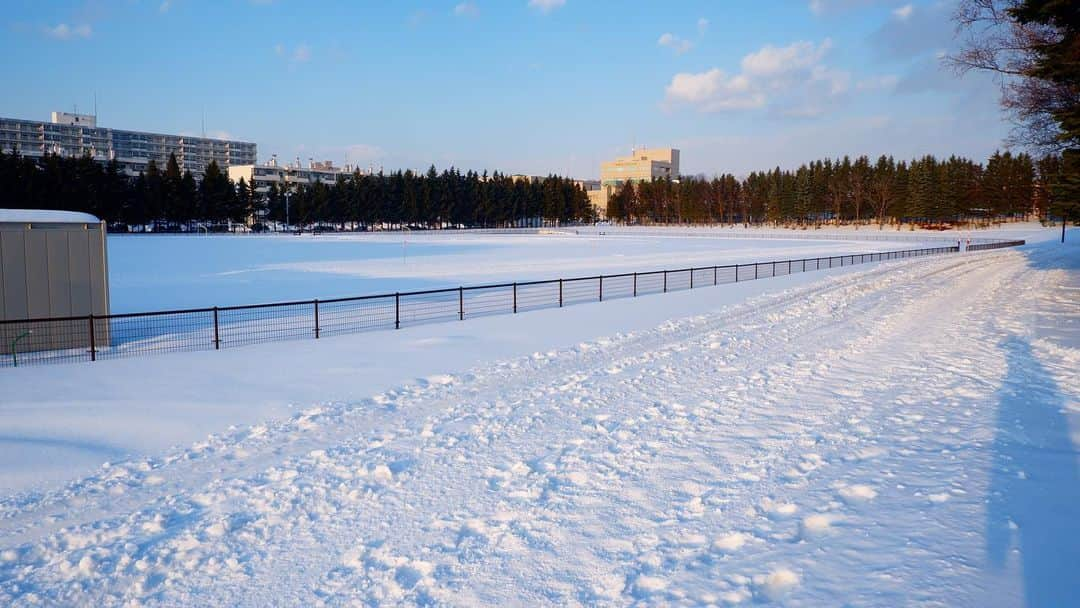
[837,484,878,503]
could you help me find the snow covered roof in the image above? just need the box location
[0,209,101,224]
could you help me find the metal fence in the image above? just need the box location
[569,226,1023,244]
[1,240,1025,367]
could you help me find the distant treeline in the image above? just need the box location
[0,148,1065,230]
[0,151,595,229]
[0,152,248,227]
[260,167,596,229]
[608,152,1061,225]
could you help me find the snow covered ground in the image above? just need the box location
[1,225,1076,606]
[106,230,950,312]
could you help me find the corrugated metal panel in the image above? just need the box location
[88,225,109,316]
[24,229,50,317]
[0,229,29,318]
[0,221,110,321]
[1,229,29,319]
[0,230,6,320]
[47,230,72,317]
[68,230,92,316]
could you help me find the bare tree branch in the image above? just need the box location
[947,0,1074,155]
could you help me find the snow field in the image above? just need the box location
[105,230,943,311]
[1,237,1076,606]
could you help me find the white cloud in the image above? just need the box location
[665,69,766,111]
[528,0,565,13]
[741,39,831,77]
[453,2,479,17]
[44,23,92,40]
[664,39,870,116]
[892,3,913,20]
[809,0,899,16]
[159,1,171,13]
[658,18,709,56]
[658,33,693,55]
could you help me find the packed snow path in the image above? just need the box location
[1,245,1077,606]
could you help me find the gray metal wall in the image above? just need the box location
[1,221,110,353]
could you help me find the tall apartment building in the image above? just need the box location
[588,147,681,217]
[0,111,257,178]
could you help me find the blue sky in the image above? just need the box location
[2,0,1009,178]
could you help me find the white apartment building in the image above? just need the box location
[227,158,361,194]
[0,111,257,178]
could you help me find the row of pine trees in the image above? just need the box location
[0,152,247,227]
[260,167,596,229]
[0,151,594,229]
[608,152,1059,225]
[0,149,1064,229]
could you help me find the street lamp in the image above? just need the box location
[284,190,292,233]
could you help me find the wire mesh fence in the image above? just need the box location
[571,227,1024,245]
[0,240,1024,368]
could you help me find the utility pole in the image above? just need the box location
[285,189,292,233]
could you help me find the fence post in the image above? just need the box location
[713,266,717,286]
[633,273,637,296]
[459,287,464,320]
[690,269,694,289]
[599,276,603,301]
[772,261,776,276]
[89,314,97,362]
[559,279,563,307]
[735,265,740,282]
[663,270,668,293]
[513,283,517,313]
[754,264,759,280]
[213,307,220,349]
[395,293,400,329]
[314,299,320,339]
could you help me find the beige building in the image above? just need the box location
[589,148,680,218]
